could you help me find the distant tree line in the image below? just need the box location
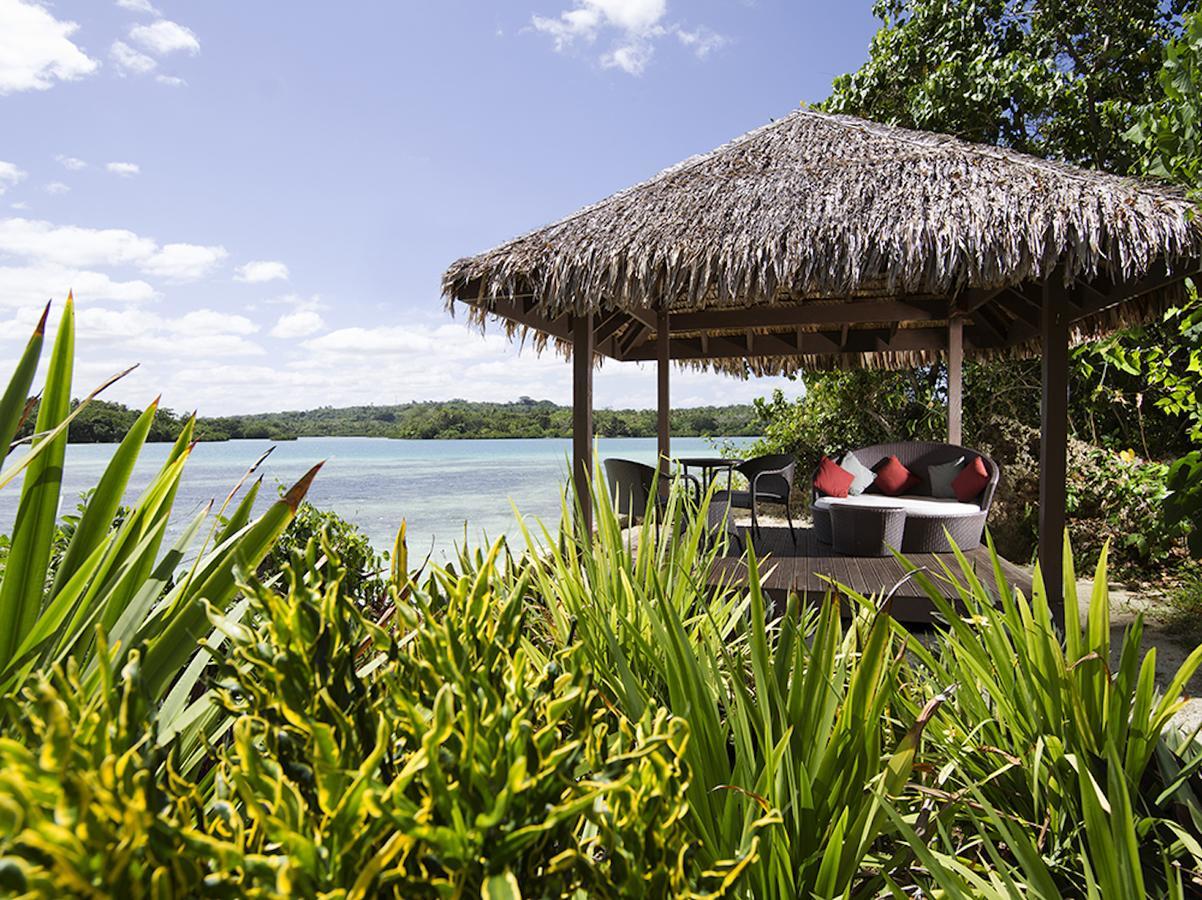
[14,396,762,444]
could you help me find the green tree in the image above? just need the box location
[1127,10,1202,190]
[825,0,1192,171]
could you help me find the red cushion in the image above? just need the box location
[813,455,855,498]
[952,456,990,502]
[873,456,919,496]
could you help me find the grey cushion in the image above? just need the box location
[926,456,966,499]
[840,451,876,496]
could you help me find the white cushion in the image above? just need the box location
[840,451,876,496]
[812,494,981,518]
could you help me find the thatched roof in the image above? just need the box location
[443,107,1201,373]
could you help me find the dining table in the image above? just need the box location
[673,456,743,496]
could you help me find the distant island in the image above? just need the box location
[18,397,762,444]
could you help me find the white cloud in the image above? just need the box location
[169,308,258,336]
[304,324,451,356]
[602,42,653,75]
[0,217,226,282]
[44,181,69,195]
[56,154,87,171]
[0,307,795,416]
[155,73,184,87]
[116,0,158,13]
[106,161,140,177]
[168,333,264,357]
[0,0,99,94]
[267,293,325,318]
[270,309,323,339]
[531,0,723,75]
[110,40,157,75]
[674,26,727,59]
[9,201,28,211]
[72,305,263,358]
[0,263,156,307]
[0,218,156,266]
[533,0,665,45]
[141,243,228,281]
[0,162,26,195]
[531,6,604,50]
[235,259,289,283]
[129,19,200,56]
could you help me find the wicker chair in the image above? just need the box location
[603,459,700,526]
[810,442,1000,553]
[715,453,798,541]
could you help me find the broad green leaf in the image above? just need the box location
[0,302,47,467]
[0,297,74,666]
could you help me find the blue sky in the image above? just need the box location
[0,0,880,415]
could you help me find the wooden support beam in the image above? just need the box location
[992,294,1041,343]
[1039,279,1070,627]
[665,297,948,332]
[625,307,658,330]
[592,310,629,345]
[749,330,801,356]
[657,310,670,463]
[573,313,594,535]
[1069,259,1200,321]
[621,325,950,360]
[971,305,1009,343]
[954,286,1008,313]
[948,317,963,445]
[617,322,650,357]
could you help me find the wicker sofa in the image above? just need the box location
[810,442,1000,553]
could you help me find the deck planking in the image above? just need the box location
[715,525,1033,622]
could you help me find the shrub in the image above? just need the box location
[974,417,1186,575]
[0,532,748,897]
[258,490,389,618]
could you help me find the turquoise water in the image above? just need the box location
[0,436,751,561]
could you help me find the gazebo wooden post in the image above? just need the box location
[1039,279,1069,627]
[947,316,963,445]
[573,312,594,533]
[656,309,670,465]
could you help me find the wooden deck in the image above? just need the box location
[711,525,1033,622]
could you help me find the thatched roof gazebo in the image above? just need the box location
[443,107,1201,614]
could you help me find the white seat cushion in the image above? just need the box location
[812,494,982,518]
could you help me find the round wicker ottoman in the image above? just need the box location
[830,504,907,557]
[899,510,987,553]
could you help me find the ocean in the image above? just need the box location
[0,436,752,561]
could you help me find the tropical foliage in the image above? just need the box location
[5,431,1202,894]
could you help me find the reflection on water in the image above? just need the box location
[0,436,751,561]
